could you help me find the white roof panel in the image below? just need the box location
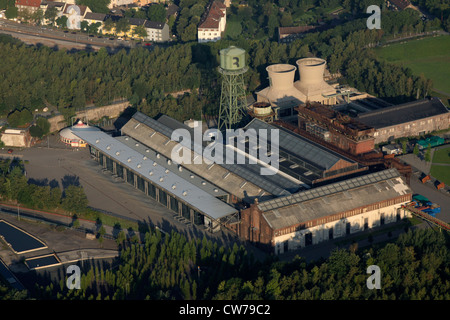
[73,131,238,220]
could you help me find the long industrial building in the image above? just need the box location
[73,111,414,254]
[237,168,412,254]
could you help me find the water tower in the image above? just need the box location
[217,46,248,131]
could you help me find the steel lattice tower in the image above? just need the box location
[217,46,248,132]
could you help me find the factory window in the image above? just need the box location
[305,233,312,246]
[116,163,124,178]
[148,183,156,199]
[126,170,134,186]
[170,196,179,214]
[136,175,145,192]
[346,223,351,235]
[105,157,113,172]
[182,203,190,220]
[364,218,368,230]
[159,189,168,206]
[194,211,204,226]
[328,228,333,240]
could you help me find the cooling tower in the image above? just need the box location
[266,64,297,90]
[294,58,334,97]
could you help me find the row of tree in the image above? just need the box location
[11,225,449,300]
[0,159,89,215]
[0,5,442,125]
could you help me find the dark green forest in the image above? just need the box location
[2,226,449,300]
[0,6,438,127]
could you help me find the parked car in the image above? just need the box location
[7,149,13,154]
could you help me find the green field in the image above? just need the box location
[375,35,450,95]
[430,165,450,185]
[432,146,450,164]
[430,146,450,185]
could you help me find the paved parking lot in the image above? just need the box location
[1,136,241,246]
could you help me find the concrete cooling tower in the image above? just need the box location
[266,64,297,90]
[256,64,306,108]
[294,58,336,98]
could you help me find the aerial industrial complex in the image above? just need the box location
[60,46,450,255]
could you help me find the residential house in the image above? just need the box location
[278,25,316,43]
[39,1,65,25]
[83,12,107,32]
[15,0,42,14]
[387,0,415,11]
[109,16,169,42]
[197,0,226,43]
[144,19,169,42]
[108,0,135,9]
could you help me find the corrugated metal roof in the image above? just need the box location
[72,130,237,220]
[262,169,411,230]
[258,168,401,212]
[245,118,351,170]
[128,112,299,197]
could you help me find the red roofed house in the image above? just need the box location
[387,0,418,11]
[198,0,226,43]
[15,0,42,14]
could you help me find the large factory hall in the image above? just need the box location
[68,52,448,255]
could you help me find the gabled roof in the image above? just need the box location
[279,25,315,36]
[15,0,42,7]
[128,17,146,26]
[389,0,412,10]
[261,169,411,230]
[63,3,89,16]
[72,130,238,220]
[198,0,225,29]
[356,97,449,129]
[84,12,107,22]
[144,20,166,30]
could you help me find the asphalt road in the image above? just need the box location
[0,19,154,52]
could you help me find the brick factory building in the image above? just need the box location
[355,97,450,144]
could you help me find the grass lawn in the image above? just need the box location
[374,35,450,94]
[430,164,450,185]
[432,147,450,164]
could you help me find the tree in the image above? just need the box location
[89,22,102,34]
[115,18,131,38]
[103,17,115,34]
[147,3,166,22]
[80,20,89,32]
[56,15,68,28]
[29,125,44,139]
[76,0,110,14]
[133,25,148,40]
[413,144,419,156]
[36,117,51,135]
[62,185,89,214]
[7,108,33,127]
[5,6,18,19]
[44,6,58,26]
[424,144,431,162]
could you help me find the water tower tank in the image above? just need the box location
[220,46,246,71]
